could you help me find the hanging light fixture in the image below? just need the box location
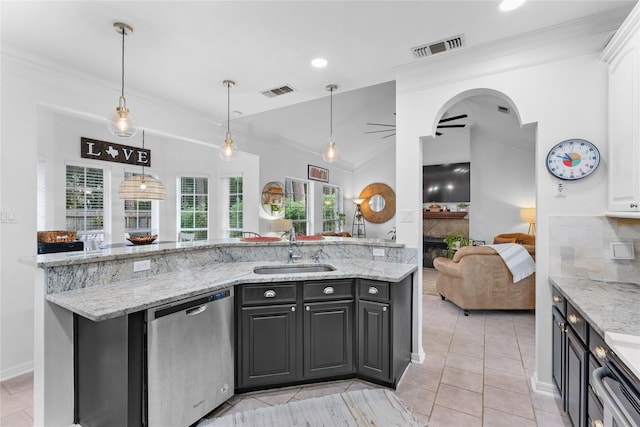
[322,84,340,163]
[219,80,238,161]
[108,22,139,138]
[119,130,166,200]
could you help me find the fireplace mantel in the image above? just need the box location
[423,211,468,219]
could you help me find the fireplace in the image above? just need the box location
[423,237,447,268]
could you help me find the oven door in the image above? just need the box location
[592,366,640,427]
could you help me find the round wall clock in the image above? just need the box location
[546,139,600,180]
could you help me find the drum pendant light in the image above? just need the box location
[219,80,238,161]
[322,84,340,163]
[108,22,139,138]
[119,130,166,200]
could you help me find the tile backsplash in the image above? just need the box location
[549,216,640,283]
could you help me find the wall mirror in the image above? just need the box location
[359,183,396,223]
[261,181,285,218]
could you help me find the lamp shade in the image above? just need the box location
[352,198,365,205]
[119,174,166,200]
[520,207,536,224]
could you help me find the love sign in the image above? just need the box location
[80,137,151,167]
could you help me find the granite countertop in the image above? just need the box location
[549,276,640,338]
[549,276,640,378]
[47,259,416,322]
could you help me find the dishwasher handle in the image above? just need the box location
[185,305,207,316]
[592,367,634,427]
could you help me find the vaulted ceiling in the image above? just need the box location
[1,1,635,167]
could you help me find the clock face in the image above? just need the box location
[546,139,600,180]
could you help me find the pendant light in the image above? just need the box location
[219,80,238,161]
[108,22,139,138]
[119,130,166,200]
[322,84,340,163]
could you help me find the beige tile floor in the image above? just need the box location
[1,288,571,426]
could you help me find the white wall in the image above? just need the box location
[352,143,396,240]
[0,51,353,379]
[395,52,610,391]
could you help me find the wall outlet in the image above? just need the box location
[373,248,385,257]
[133,259,151,272]
[610,241,634,260]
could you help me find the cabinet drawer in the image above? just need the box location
[566,302,588,344]
[240,283,297,306]
[551,287,566,316]
[588,326,609,362]
[304,280,353,301]
[358,280,390,302]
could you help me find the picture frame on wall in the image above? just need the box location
[308,164,329,182]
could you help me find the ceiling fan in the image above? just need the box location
[436,114,468,136]
[365,113,468,138]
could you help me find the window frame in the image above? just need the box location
[65,162,109,242]
[284,176,312,235]
[321,184,343,233]
[123,170,160,237]
[177,174,210,241]
[220,174,244,238]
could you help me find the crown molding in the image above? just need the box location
[600,1,640,62]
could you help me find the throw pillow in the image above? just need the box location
[493,236,517,244]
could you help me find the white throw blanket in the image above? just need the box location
[485,243,536,283]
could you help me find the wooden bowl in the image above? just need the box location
[126,234,158,245]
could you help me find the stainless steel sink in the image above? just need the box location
[253,264,336,275]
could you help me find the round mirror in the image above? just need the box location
[369,195,385,212]
[359,183,396,224]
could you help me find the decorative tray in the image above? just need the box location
[126,234,158,245]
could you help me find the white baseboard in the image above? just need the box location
[530,371,560,397]
[411,350,425,363]
[1,361,34,382]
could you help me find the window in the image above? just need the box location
[66,165,105,237]
[322,184,343,232]
[179,176,209,240]
[221,176,243,238]
[285,178,309,235]
[124,172,156,236]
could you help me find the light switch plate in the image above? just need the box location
[133,259,151,272]
[610,241,634,260]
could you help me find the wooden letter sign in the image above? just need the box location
[80,137,151,167]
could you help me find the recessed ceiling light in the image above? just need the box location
[311,58,328,68]
[499,0,526,12]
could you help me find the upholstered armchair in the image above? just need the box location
[432,238,535,316]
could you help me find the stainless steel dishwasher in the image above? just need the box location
[146,288,234,427]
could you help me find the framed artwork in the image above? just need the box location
[308,164,329,182]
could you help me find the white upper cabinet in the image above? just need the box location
[602,3,640,217]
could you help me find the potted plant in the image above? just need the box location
[443,233,469,257]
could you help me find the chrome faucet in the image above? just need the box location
[288,226,301,263]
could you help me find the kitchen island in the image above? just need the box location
[24,238,418,426]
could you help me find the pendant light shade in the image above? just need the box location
[219,80,238,161]
[119,130,166,200]
[108,22,139,138]
[322,84,340,163]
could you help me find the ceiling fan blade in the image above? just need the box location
[437,124,466,129]
[366,123,396,127]
[364,129,396,134]
[382,133,396,139]
[438,114,468,123]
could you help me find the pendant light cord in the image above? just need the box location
[121,26,126,99]
[329,87,333,139]
[227,82,230,133]
[141,129,145,178]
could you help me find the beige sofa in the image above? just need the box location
[432,234,535,316]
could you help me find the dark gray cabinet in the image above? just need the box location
[236,276,412,391]
[551,286,607,427]
[358,299,390,382]
[304,300,354,378]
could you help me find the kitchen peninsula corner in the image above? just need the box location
[25,239,417,426]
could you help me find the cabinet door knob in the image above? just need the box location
[567,314,579,324]
[291,306,296,312]
[592,419,604,427]
[306,305,310,311]
[323,286,335,295]
[553,295,562,303]
[594,346,607,359]
[368,286,379,295]
[264,290,276,298]
[383,306,387,312]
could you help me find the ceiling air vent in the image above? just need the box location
[411,34,465,59]
[497,105,511,114]
[261,84,296,98]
